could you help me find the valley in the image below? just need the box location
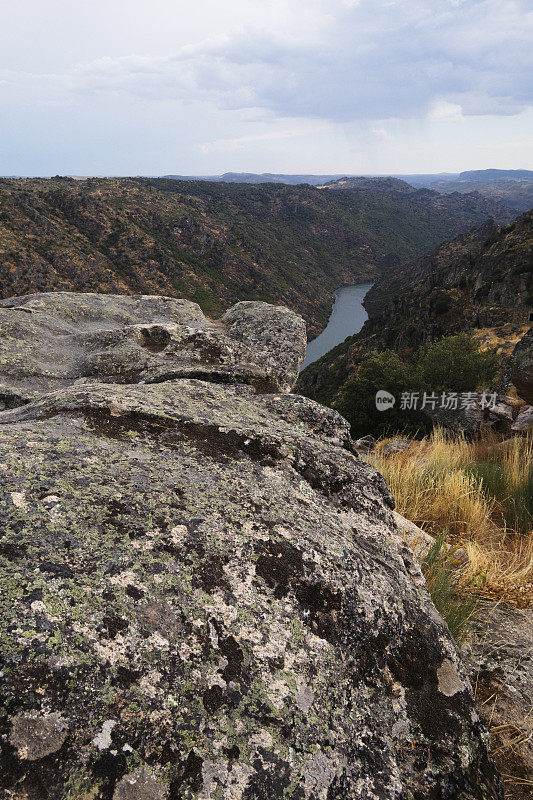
[0,176,511,337]
[298,209,533,404]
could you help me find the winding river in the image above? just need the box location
[302,282,374,369]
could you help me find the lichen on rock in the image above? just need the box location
[0,293,503,798]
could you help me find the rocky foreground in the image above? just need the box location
[0,293,503,799]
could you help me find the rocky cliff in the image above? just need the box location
[0,177,512,337]
[299,211,532,405]
[362,211,532,347]
[0,293,502,799]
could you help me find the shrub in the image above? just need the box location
[416,333,500,394]
[335,350,427,438]
[336,334,500,438]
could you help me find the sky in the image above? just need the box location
[0,0,532,176]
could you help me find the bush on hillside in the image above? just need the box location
[336,334,500,438]
[416,333,500,394]
[335,350,427,438]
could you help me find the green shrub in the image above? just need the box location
[336,334,500,438]
[335,350,428,438]
[416,333,500,394]
[422,537,478,644]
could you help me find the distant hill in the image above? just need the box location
[298,210,533,404]
[407,169,533,213]
[162,169,533,214]
[163,173,351,186]
[459,169,533,182]
[318,176,415,193]
[0,176,512,337]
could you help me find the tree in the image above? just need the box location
[335,334,500,438]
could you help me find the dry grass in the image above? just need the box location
[368,429,533,606]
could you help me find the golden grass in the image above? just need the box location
[368,429,533,606]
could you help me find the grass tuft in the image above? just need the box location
[421,537,478,644]
[368,429,533,607]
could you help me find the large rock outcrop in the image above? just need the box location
[0,293,502,799]
[0,292,306,402]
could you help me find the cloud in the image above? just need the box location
[371,126,393,140]
[1,0,531,127]
[428,101,464,122]
[76,0,532,121]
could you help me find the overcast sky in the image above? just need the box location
[1,0,532,176]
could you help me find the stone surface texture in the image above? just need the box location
[426,393,515,436]
[510,327,533,405]
[392,512,468,567]
[0,292,307,400]
[511,404,533,432]
[463,604,533,800]
[0,293,502,799]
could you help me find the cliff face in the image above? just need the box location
[363,211,532,348]
[298,211,532,404]
[0,293,502,799]
[0,177,512,337]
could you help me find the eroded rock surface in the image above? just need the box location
[463,604,533,800]
[426,393,515,436]
[0,293,502,799]
[512,404,533,432]
[0,292,307,401]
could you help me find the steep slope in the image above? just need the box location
[0,177,511,337]
[299,211,533,404]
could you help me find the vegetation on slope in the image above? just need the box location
[368,430,533,607]
[0,176,511,336]
[310,333,499,437]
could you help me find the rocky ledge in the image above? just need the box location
[0,293,502,799]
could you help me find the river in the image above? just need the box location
[301,282,374,369]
